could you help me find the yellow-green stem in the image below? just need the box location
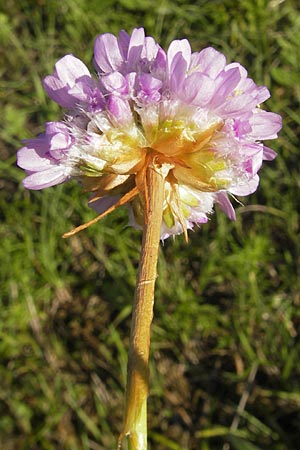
[118,162,167,450]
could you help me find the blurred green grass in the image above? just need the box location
[1,0,300,449]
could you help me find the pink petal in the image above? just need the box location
[127,28,145,68]
[135,73,162,103]
[68,80,93,102]
[167,39,191,73]
[249,111,282,140]
[54,54,91,85]
[107,95,132,125]
[242,144,263,176]
[215,93,257,117]
[256,86,270,104]
[49,133,71,152]
[182,72,215,105]
[151,47,167,74]
[190,47,226,78]
[17,144,52,171]
[215,192,236,220]
[22,166,68,190]
[263,145,277,161]
[94,33,124,73]
[229,175,260,196]
[143,36,159,61]
[46,122,69,134]
[43,76,76,108]
[209,67,241,108]
[117,30,130,59]
[43,56,92,108]
[226,62,248,78]
[169,52,187,92]
[101,71,128,94]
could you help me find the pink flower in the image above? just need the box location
[17,28,282,238]
[43,55,104,111]
[18,122,75,189]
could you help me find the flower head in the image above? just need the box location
[17,28,281,239]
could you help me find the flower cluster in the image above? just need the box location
[17,28,281,239]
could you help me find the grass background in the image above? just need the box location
[1,0,300,449]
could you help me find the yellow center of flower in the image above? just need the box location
[77,115,231,239]
[146,119,229,191]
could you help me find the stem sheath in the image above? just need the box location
[118,162,167,450]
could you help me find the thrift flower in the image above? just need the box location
[17,28,282,239]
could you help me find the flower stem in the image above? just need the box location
[118,162,168,450]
